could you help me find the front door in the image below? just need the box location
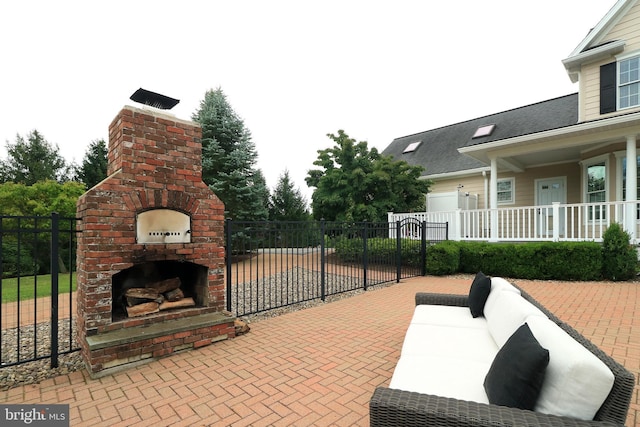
[536,177,567,237]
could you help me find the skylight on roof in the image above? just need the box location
[472,124,496,138]
[403,141,422,153]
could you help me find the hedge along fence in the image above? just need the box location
[333,237,424,268]
[426,241,607,281]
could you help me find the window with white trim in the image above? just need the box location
[586,161,606,220]
[619,55,640,110]
[497,178,514,205]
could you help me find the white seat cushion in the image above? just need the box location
[401,323,498,363]
[486,291,547,348]
[527,315,615,420]
[390,354,491,405]
[411,304,488,329]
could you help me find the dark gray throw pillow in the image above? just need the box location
[484,323,550,410]
[468,271,491,318]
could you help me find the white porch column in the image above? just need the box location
[552,202,560,242]
[454,209,462,241]
[483,170,489,210]
[490,157,498,241]
[625,135,637,240]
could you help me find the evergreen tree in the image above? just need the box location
[1,130,68,184]
[269,169,309,221]
[192,88,268,221]
[77,139,108,188]
[306,130,430,222]
[253,169,271,219]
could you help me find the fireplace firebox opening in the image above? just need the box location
[112,260,208,321]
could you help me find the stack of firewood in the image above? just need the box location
[124,277,195,317]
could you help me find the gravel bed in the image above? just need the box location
[0,320,84,391]
[230,267,374,316]
[241,272,399,322]
[0,268,400,391]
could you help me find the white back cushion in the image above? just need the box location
[486,291,547,347]
[527,315,615,420]
[489,277,520,293]
[484,277,521,320]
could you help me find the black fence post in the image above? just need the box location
[225,218,232,313]
[320,219,326,301]
[421,221,427,276]
[50,212,59,369]
[363,221,368,291]
[396,220,401,283]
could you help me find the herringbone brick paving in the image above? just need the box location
[0,276,638,426]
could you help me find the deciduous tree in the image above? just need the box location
[0,180,85,275]
[306,130,430,222]
[0,180,84,217]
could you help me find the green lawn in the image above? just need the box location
[1,273,76,303]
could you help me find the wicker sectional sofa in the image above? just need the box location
[370,276,635,426]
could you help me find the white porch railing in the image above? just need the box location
[388,201,640,243]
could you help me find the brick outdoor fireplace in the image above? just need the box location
[76,102,235,377]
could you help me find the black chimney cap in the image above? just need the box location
[130,88,180,110]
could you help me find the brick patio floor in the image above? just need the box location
[0,275,638,426]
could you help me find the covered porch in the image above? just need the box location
[389,200,640,244]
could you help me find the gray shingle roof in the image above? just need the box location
[382,93,579,176]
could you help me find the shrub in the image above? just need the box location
[426,241,460,275]
[458,241,488,273]
[428,240,603,281]
[333,237,422,267]
[602,223,638,281]
[333,236,361,262]
[535,242,602,281]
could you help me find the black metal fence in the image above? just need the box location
[226,218,448,317]
[0,213,80,369]
[0,214,448,368]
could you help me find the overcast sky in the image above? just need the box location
[0,1,617,201]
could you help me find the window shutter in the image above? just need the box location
[600,62,617,114]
